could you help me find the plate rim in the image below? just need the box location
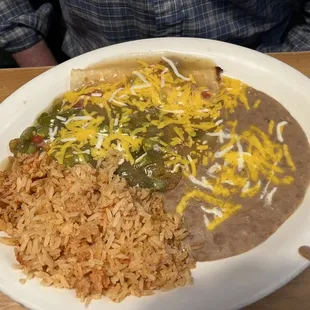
[0,37,310,310]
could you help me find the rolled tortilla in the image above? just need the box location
[70,67,133,91]
[70,58,222,92]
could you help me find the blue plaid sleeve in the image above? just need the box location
[0,0,53,53]
[258,1,310,52]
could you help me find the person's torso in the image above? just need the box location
[58,0,303,57]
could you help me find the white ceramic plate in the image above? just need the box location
[0,38,309,310]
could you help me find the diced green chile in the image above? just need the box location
[26,143,38,154]
[99,122,109,133]
[134,153,157,169]
[37,113,54,126]
[9,139,20,154]
[20,126,36,140]
[36,125,49,137]
[16,140,30,153]
[116,156,181,192]
[51,98,63,113]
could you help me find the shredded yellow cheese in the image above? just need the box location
[46,57,296,232]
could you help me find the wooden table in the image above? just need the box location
[0,52,310,310]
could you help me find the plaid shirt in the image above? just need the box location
[0,0,309,57]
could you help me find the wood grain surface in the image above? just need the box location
[0,52,309,310]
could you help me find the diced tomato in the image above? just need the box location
[201,90,212,99]
[73,100,84,109]
[32,135,44,144]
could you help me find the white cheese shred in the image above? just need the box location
[49,126,58,142]
[188,175,213,191]
[207,163,222,175]
[172,163,181,173]
[73,149,91,155]
[214,144,234,158]
[132,71,149,84]
[161,109,184,114]
[108,87,127,106]
[201,206,223,218]
[161,56,191,81]
[131,71,151,95]
[91,92,102,97]
[241,181,250,193]
[260,162,278,199]
[135,152,147,164]
[160,68,169,88]
[61,137,77,143]
[236,138,244,171]
[65,116,92,125]
[203,214,210,227]
[207,131,231,144]
[56,116,67,122]
[276,121,288,143]
[95,134,104,149]
[265,187,278,206]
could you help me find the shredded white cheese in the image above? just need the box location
[260,162,278,199]
[265,187,278,206]
[161,109,184,114]
[236,138,244,171]
[187,154,194,165]
[188,175,213,191]
[135,152,147,164]
[207,131,231,144]
[160,68,169,88]
[214,144,234,158]
[201,206,223,218]
[161,56,191,81]
[207,163,222,175]
[213,207,223,218]
[108,88,123,101]
[132,71,149,84]
[172,163,181,173]
[131,71,151,95]
[115,141,124,152]
[108,87,127,106]
[56,116,67,122]
[215,119,223,126]
[95,134,104,149]
[198,108,209,113]
[118,158,125,165]
[200,205,214,214]
[65,116,92,125]
[81,122,89,129]
[73,149,91,155]
[130,83,151,95]
[91,92,102,97]
[260,180,271,199]
[61,137,77,142]
[49,126,58,142]
[203,214,210,227]
[153,144,161,152]
[276,121,288,143]
[241,181,251,193]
